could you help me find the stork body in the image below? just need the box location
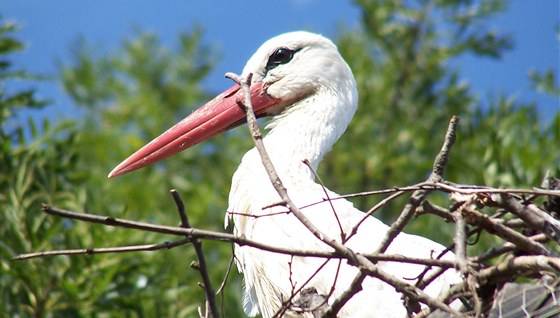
[110,31,460,317]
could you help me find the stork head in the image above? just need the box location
[108,31,356,178]
[241,31,355,115]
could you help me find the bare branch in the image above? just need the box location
[377,116,459,254]
[493,194,560,244]
[216,254,235,295]
[293,182,560,212]
[433,182,560,197]
[430,115,459,180]
[273,258,337,317]
[13,238,190,260]
[20,204,464,271]
[418,200,455,223]
[323,272,365,317]
[461,207,550,255]
[303,159,346,242]
[478,255,560,284]
[472,234,549,263]
[170,190,218,318]
[348,191,407,240]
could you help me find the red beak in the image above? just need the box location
[108,82,279,178]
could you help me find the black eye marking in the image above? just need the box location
[265,47,298,71]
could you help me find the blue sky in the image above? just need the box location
[3,1,559,124]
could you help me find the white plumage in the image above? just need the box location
[109,31,460,318]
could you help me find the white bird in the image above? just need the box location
[109,31,460,317]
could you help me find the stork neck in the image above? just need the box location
[253,86,357,184]
[227,81,357,224]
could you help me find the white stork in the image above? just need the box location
[109,31,460,317]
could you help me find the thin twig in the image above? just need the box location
[415,226,481,291]
[433,182,560,197]
[418,200,455,223]
[303,159,346,242]
[216,254,235,316]
[324,273,365,317]
[290,182,560,212]
[272,258,334,317]
[13,238,190,260]
[170,190,218,318]
[216,255,235,295]
[30,204,342,258]
[477,255,560,284]
[347,191,407,240]
[472,234,549,263]
[461,208,550,255]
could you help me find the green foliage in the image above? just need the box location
[324,0,558,245]
[2,1,559,317]
[529,69,560,97]
[1,22,246,317]
[0,20,47,138]
[58,27,249,316]
[0,18,87,317]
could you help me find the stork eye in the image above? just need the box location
[266,48,295,71]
